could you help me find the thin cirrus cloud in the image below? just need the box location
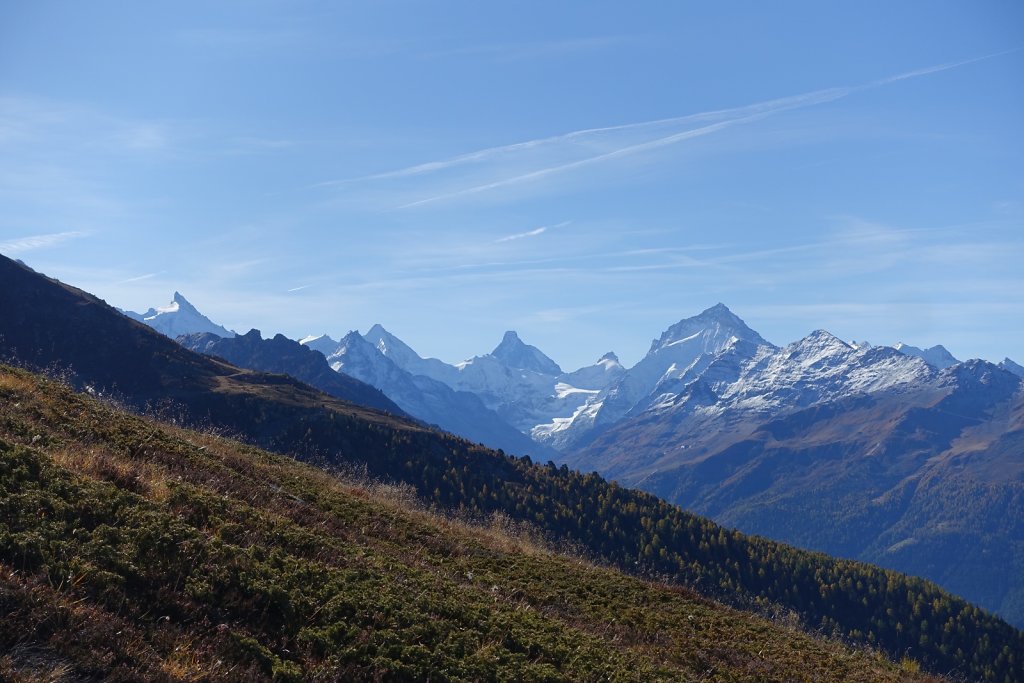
[496,226,547,243]
[495,220,570,243]
[0,230,88,255]
[322,50,1013,210]
[113,271,162,285]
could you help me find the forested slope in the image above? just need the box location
[0,366,938,681]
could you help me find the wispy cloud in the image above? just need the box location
[287,284,312,293]
[0,230,88,255]
[869,47,1021,86]
[497,226,546,242]
[393,109,804,208]
[495,220,569,243]
[322,90,849,189]
[323,50,1011,210]
[114,271,162,284]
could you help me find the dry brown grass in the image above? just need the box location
[48,445,171,501]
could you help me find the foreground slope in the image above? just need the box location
[0,366,940,682]
[1,255,1022,680]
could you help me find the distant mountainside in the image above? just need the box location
[318,331,555,458]
[179,329,405,416]
[366,325,625,438]
[564,311,1024,628]
[3,253,1020,679]
[536,304,775,450]
[124,291,235,339]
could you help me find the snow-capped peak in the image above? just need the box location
[794,329,852,350]
[491,330,562,376]
[360,324,458,382]
[124,292,234,340]
[558,351,626,391]
[364,324,421,365]
[649,303,770,355]
[894,342,960,370]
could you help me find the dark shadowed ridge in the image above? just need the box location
[180,329,406,417]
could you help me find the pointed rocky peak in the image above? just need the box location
[337,330,392,360]
[494,330,522,349]
[999,357,1024,378]
[340,329,369,346]
[155,291,198,316]
[363,324,422,363]
[560,350,627,390]
[240,328,262,340]
[650,303,772,356]
[128,292,234,339]
[785,329,855,361]
[704,302,740,319]
[802,329,850,346]
[491,330,562,375]
[327,330,379,366]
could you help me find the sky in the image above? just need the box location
[1,1,1022,370]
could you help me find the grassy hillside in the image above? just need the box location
[2,256,1022,680]
[0,365,936,682]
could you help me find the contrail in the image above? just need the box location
[330,48,1016,196]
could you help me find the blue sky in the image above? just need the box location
[1,1,1022,369]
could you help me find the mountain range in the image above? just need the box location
[4,253,1024,679]
[123,288,1024,631]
